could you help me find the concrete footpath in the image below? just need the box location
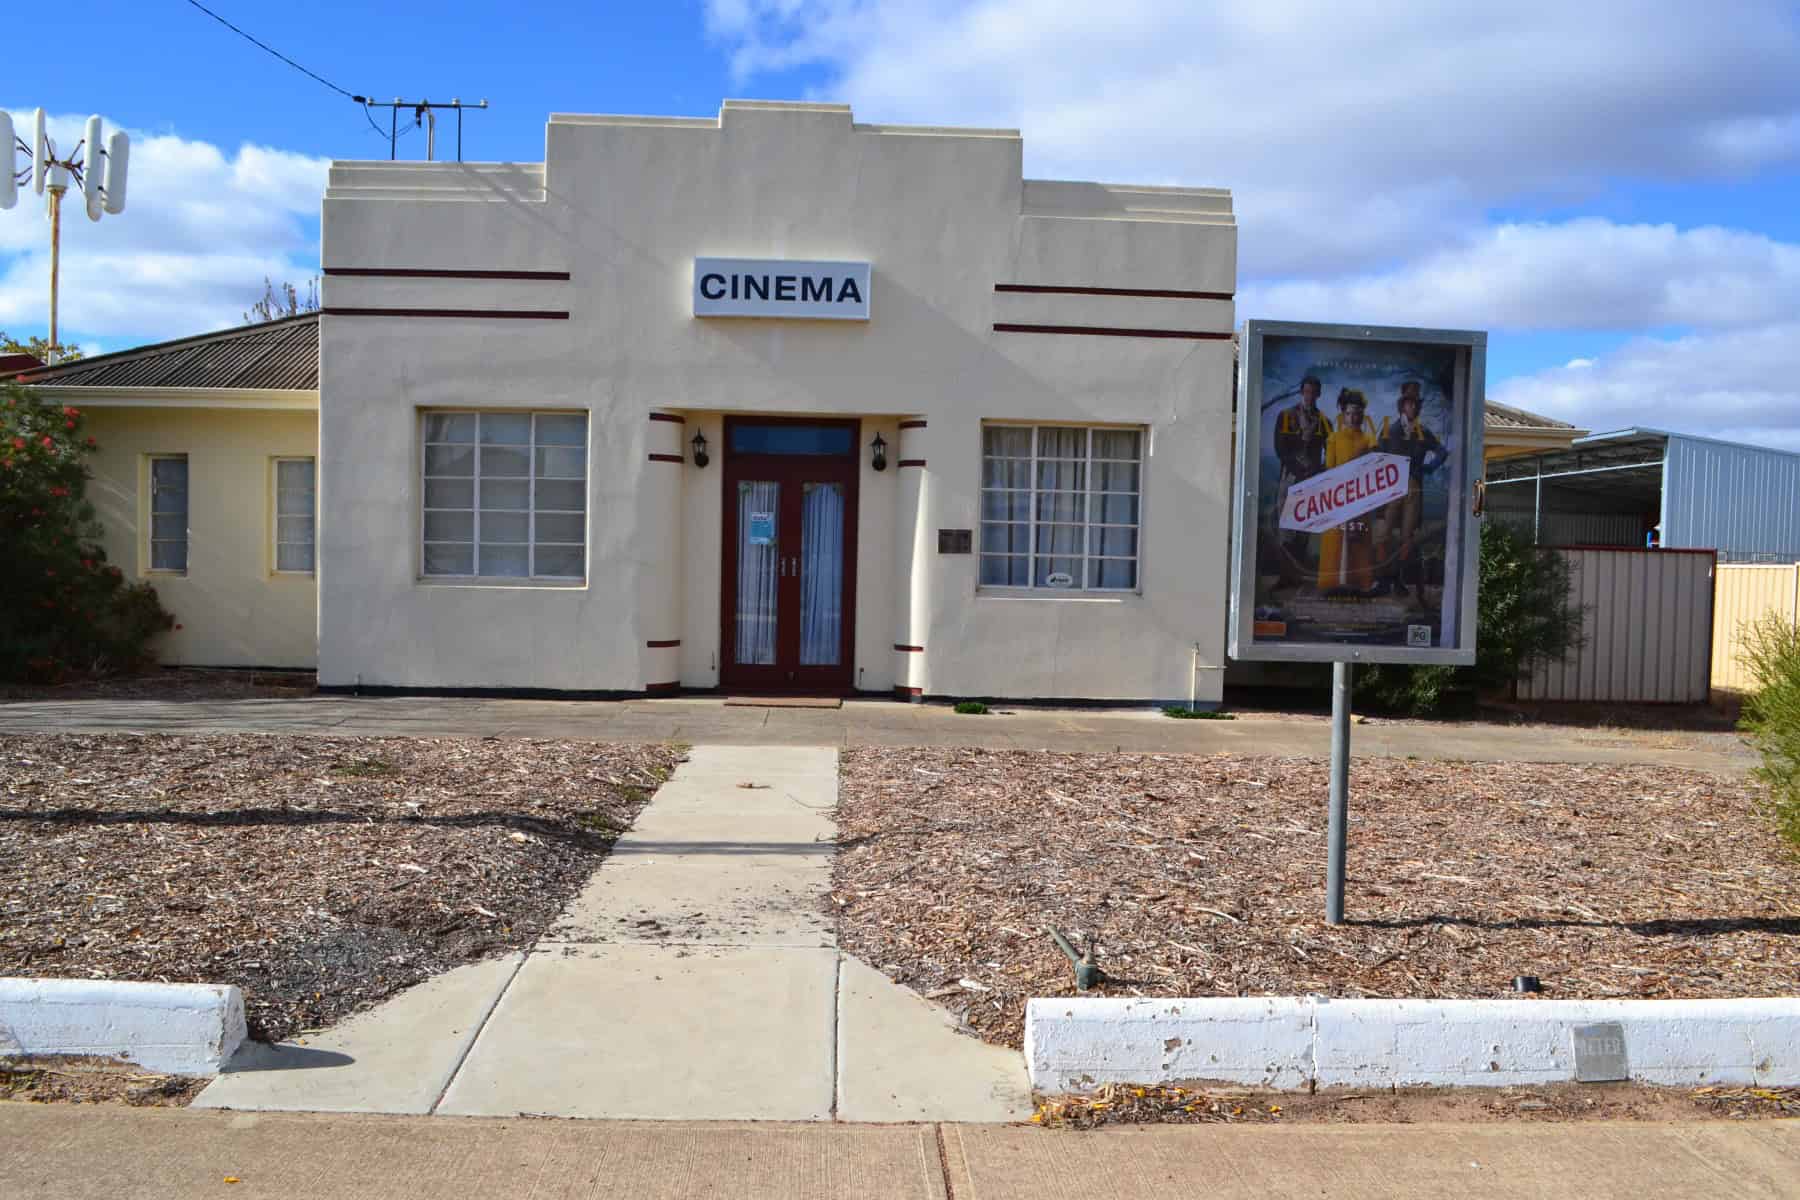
[193,745,1032,1123]
[0,693,1755,771]
[5,1104,1799,1199]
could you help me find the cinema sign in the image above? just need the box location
[693,257,871,321]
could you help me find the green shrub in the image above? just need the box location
[1738,613,1800,848]
[1162,706,1235,720]
[1357,520,1584,716]
[953,701,989,715]
[0,382,175,682]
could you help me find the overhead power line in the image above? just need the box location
[181,0,489,160]
[182,0,367,103]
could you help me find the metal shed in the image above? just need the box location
[1485,428,1800,562]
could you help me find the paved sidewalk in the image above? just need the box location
[0,694,1755,770]
[6,1104,1799,1199]
[194,745,1032,1123]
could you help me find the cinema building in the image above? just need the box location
[24,101,1240,704]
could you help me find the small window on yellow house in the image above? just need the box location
[149,455,189,573]
[274,457,316,573]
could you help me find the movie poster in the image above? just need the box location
[1230,323,1485,664]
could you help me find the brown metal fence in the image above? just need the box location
[1520,547,1716,703]
[1711,562,1800,694]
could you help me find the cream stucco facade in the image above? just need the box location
[307,100,1237,702]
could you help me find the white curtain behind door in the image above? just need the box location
[800,482,845,666]
[736,481,779,665]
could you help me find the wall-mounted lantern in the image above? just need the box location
[691,429,709,468]
[870,432,887,472]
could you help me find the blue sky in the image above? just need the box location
[6,1,1800,447]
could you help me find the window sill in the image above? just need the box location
[270,570,316,579]
[144,569,188,578]
[415,576,587,590]
[974,587,1140,601]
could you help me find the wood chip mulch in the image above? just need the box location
[1,734,681,1042]
[1031,1082,1800,1127]
[0,1056,205,1107]
[832,748,1800,1049]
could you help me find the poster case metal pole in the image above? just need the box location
[1326,661,1352,925]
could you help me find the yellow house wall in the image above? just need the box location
[1483,433,1579,465]
[83,407,319,669]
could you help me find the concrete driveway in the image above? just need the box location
[7,1104,1799,1200]
[0,694,1756,772]
[194,745,1032,1123]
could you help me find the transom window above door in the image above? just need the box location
[420,410,588,581]
[727,423,856,457]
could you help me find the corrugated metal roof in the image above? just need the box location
[1486,400,1575,430]
[20,314,318,391]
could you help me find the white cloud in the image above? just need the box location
[710,3,1800,448]
[705,1,1800,276]
[1492,323,1800,452]
[1239,219,1800,333]
[0,111,327,344]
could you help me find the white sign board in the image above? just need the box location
[693,258,870,321]
[1279,453,1410,534]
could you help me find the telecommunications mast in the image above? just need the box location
[2,109,131,362]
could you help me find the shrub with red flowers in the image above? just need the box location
[1,381,175,682]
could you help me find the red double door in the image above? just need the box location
[719,419,860,693]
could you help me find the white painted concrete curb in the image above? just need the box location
[0,978,247,1076]
[1026,996,1800,1093]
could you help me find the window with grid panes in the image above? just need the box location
[273,458,315,573]
[149,455,189,573]
[420,411,587,579]
[979,426,1141,590]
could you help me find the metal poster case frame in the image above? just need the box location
[1229,320,1487,667]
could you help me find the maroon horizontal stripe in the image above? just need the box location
[645,681,680,694]
[898,419,927,430]
[894,685,923,698]
[894,644,924,653]
[646,639,682,649]
[648,412,686,424]
[993,322,1230,340]
[647,453,684,464]
[323,307,569,320]
[995,283,1233,301]
[323,267,571,280]
[897,459,927,468]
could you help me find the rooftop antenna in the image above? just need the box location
[2,109,130,363]
[359,98,489,162]
[178,2,491,164]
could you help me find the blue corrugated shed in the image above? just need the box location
[1660,431,1800,561]
[1488,426,1800,559]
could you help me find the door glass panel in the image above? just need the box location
[799,482,846,666]
[735,481,780,665]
